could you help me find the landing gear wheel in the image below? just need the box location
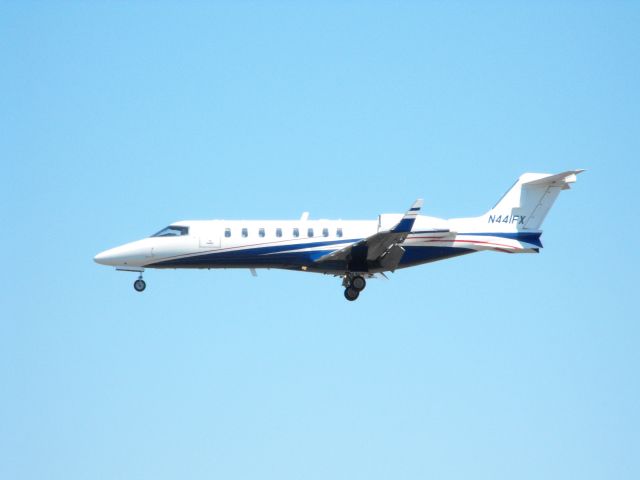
[351,275,366,291]
[133,279,146,292]
[344,287,359,301]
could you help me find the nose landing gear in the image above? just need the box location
[133,275,146,292]
[342,274,366,301]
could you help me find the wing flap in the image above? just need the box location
[378,245,406,270]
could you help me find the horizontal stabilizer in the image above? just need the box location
[523,169,585,190]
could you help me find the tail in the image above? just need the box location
[481,170,584,231]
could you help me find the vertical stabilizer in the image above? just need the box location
[481,170,584,231]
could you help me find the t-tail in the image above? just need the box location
[482,170,584,231]
[449,169,584,253]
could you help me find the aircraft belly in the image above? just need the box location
[397,246,475,268]
[147,243,474,272]
[148,249,332,269]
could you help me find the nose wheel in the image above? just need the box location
[133,276,146,292]
[342,274,366,301]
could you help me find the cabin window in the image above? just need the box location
[308,228,314,237]
[293,228,299,238]
[322,227,329,237]
[224,228,231,238]
[337,227,343,238]
[259,228,265,238]
[152,225,189,237]
[276,228,282,238]
[242,228,248,238]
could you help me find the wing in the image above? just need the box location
[316,199,446,271]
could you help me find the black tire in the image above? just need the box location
[134,279,146,292]
[344,287,359,301]
[351,275,366,291]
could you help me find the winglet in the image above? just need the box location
[391,199,423,233]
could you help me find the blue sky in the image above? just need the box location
[1,2,638,479]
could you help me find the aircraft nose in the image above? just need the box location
[94,248,117,265]
[94,240,151,267]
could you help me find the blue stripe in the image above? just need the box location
[148,238,361,268]
[459,232,543,247]
[151,243,475,272]
[148,231,534,271]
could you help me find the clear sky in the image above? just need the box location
[1,2,639,479]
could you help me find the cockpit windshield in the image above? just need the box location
[152,225,189,237]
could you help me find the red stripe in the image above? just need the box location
[416,238,523,250]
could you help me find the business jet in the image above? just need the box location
[94,170,583,301]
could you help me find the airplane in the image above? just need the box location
[94,170,583,301]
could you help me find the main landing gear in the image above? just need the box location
[343,274,366,301]
[133,275,146,292]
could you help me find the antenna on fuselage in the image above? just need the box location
[300,212,309,221]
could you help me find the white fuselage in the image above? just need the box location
[94,213,540,275]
